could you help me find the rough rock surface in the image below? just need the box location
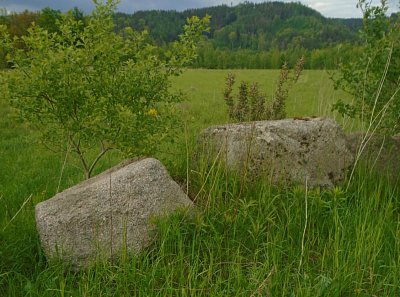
[199,117,353,188]
[35,158,192,269]
[346,132,400,181]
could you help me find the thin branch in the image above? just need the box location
[68,134,89,178]
[41,92,56,105]
[87,141,112,178]
[12,60,32,79]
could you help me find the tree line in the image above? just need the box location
[0,1,368,69]
[193,42,361,69]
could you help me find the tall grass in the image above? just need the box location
[1,70,399,296]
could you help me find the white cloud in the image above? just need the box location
[3,4,37,12]
[284,0,398,18]
[309,2,330,10]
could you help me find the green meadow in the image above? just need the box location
[1,69,399,296]
[172,69,353,131]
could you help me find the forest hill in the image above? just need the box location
[0,1,392,69]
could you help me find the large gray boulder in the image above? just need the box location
[35,158,192,270]
[199,117,353,188]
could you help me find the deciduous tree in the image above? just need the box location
[1,0,209,179]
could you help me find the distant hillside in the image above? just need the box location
[335,18,363,32]
[0,2,364,69]
[114,1,361,51]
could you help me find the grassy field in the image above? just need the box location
[172,69,356,133]
[1,69,399,296]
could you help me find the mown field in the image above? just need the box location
[1,69,399,296]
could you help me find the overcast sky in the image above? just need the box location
[1,0,398,18]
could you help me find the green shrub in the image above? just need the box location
[332,0,400,135]
[0,0,209,179]
[224,57,304,122]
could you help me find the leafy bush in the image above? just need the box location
[332,0,400,135]
[0,0,209,179]
[224,57,304,122]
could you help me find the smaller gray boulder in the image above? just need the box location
[199,117,354,188]
[35,158,192,270]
